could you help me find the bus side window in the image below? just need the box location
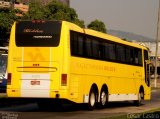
[116,44,125,62]
[108,43,116,61]
[134,49,142,66]
[99,41,104,59]
[70,31,84,56]
[103,42,116,61]
[85,36,92,57]
[138,50,142,66]
[126,47,131,64]
[144,50,150,86]
[70,31,78,56]
[77,34,84,56]
[92,39,100,59]
[130,48,135,64]
[103,42,109,60]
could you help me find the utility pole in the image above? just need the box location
[154,0,160,88]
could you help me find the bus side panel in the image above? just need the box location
[69,73,112,103]
[70,56,144,102]
[50,22,68,98]
[144,86,151,100]
[7,23,22,97]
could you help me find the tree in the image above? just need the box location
[23,1,46,20]
[87,19,107,33]
[23,0,85,27]
[0,9,21,43]
[44,0,85,28]
[0,0,85,44]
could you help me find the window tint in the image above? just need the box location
[144,50,149,60]
[109,43,116,60]
[85,37,92,57]
[126,47,131,63]
[130,48,135,64]
[116,45,125,62]
[138,50,142,65]
[70,30,143,66]
[134,49,142,65]
[70,31,78,55]
[104,42,116,60]
[92,39,100,58]
[16,21,61,47]
[77,35,84,56]
[103,43,109,60]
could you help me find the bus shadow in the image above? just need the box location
[0,98,144,112]
[35,101,142,112]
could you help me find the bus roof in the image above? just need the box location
[14,20,148,51]
[63,21,148,51]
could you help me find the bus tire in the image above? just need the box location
[99,87,108,108]
[134,90,144,106]
[88,88,96,111]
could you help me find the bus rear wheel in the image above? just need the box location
[99,88,108,108]
[88,89,96,110]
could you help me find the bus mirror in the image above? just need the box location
[145,60,154,76]
[150,63,155,75]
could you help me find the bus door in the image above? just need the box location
[144,50,150,87]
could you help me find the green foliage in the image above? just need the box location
[87,19,107,33]
[23,1,45,20]
[44,0,71,20]
[0,0,85,42]
[23,0,85,27]
[0,9,15,31]
[0,9,21,41]
[74,19,85,28]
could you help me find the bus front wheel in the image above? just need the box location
[134,91,144,106]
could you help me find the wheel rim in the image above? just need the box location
[101,91,107,106]
[90,92,95,107]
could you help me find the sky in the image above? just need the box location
[70,0,159,40]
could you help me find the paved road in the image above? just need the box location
[0,89,160,119]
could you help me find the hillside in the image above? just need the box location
[108,29,155,42]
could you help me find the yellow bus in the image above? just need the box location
[7,20,151,110]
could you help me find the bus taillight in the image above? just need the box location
[7,73,12,85]
[61,74,67,86]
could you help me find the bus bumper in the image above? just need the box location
[7,89,68,99]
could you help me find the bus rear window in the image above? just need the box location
[15,21,62,47]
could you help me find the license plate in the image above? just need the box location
[31,80,40,85]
